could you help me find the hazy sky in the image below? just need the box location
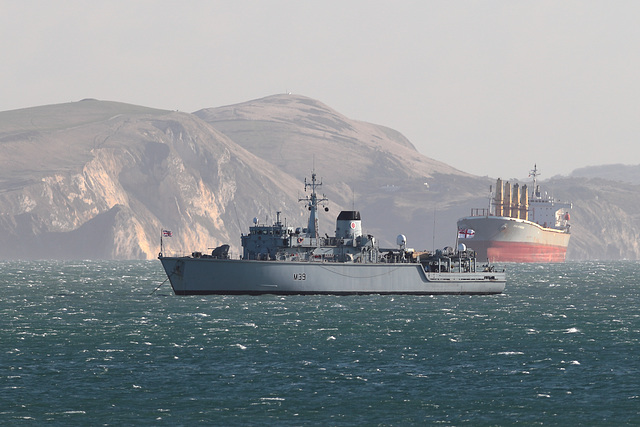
[2,1,639,179]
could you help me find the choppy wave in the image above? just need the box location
[1,260,639,425]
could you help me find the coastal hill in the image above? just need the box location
[546,177,640,260]
[570,164,640,185]
[194,95,489,250]
[0,94,639,260]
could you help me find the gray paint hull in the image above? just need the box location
[159,257,506,295]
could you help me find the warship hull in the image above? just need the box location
[457,216,570,263]
[159,257,506,295]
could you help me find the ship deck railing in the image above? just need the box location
[469,208,492,217]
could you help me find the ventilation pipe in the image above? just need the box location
[513,183,520,219]
[520,184,529,221]
[504,181,512,218]
[494,178,504,216]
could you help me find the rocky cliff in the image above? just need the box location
[0,99,303,259]
[1,95,639,260]
[548,177,640,260]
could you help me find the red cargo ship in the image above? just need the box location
[457,165,571,263]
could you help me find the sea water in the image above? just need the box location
[1,260,638,425]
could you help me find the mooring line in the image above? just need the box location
[150,274,172,296]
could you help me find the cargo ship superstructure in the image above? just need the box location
[457,165,571,263]
[159,171,505,295]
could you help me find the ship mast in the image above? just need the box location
[299,171,328,240]
[529,164,541,199]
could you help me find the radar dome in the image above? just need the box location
[396,234,407,247]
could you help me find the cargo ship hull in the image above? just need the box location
[457,216,570,263]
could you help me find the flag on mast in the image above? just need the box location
[162,230,173,237]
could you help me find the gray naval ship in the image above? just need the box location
[159,172,505,295]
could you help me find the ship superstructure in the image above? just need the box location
[238,173,378,263]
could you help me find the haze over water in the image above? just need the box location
[2,260,638,425]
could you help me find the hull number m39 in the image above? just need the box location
[293,273,306,281]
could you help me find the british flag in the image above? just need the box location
[162,230,173,237]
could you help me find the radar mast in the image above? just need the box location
[298,171,328,240]
[529,164,541,198]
